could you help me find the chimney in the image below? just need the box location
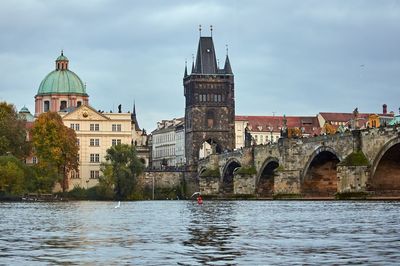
[383,104,387,115]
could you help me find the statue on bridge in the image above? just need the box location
[280,114,288,138]
[244,125,252,147]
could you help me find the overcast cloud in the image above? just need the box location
[1,0,399,131]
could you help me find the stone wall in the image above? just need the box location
[199,176,220,195]
[233,174,255,195]
[274,170,301,194]
[337,165,369,193]
[138,171,199,199]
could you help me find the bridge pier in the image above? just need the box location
[337,165,370,193]
[274,170,301,195]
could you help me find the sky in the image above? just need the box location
[1,0,400,132]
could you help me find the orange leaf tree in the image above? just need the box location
[31,112,79,192]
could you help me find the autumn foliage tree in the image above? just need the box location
[31,112,79,192]
[0,102,30,159]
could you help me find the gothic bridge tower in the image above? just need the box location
[184,32,235,169]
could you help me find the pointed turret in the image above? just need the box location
[131,102,141,131]
[191,61,195,74]
[224,55,233,74]
[184,61,188,77]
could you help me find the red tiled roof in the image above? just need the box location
[319,112,393,122]
[235,115,319,135]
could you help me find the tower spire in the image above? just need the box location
[131,101,140,131]
[210,25,213,37]
[199,24,202,37]
[191,54,195,73]
[224,45,233,74]
[184,59,188,77]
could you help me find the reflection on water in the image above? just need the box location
[182,202,242,265]
[0,201,399,265]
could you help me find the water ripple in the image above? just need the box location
[0,201,399,265]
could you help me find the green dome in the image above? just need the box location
[37,69,87,96]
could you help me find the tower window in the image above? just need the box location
[206,110,215,128]
[60,100,67,111]
[44,101,50,112]
[77,101,82,107]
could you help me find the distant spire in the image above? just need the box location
[226,44,228,56]
[191,54,195,73]
[131,101,141,131]
[199,24,202,37]
[210,25,213,37]
[184,59,188,77]
[61,49,64,56]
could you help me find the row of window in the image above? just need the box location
[153,133,175,144]
[197,93,225,103]
[90,170,100,179]
[195,84,224,89]
[70,171,99,179]
[70,123,122,132]
[85,139,121,147]
[153,146,175,158]
[253,134,280,144]
[43,100,82,112]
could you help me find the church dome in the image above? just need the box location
[36,52,88,96]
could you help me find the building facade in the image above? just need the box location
[151,118,184,169]
[183,34,235,168]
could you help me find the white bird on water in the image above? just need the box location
[114,201,121,208]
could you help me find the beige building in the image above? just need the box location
[60,105,137,189]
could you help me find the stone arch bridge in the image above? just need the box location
[198,127,400,198]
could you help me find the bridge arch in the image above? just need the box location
[369,137,400,194]
[221,158,241,194]
[301,146,341,196]
[256,157,279,197]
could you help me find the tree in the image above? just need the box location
[0,155,27,195]
[101,144,144,200]
[31,112,79,192]
[0,102,30,159]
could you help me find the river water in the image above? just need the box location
[0,200,399,265]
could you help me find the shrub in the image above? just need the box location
[200,168,220,177]
[340,151,369,166]
[234,166,257,175]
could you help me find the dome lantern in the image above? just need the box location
[56,50,69,70]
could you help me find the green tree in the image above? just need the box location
[31,112,79,192]
[101,144,144,200]
[0,102,30,159]
[0,155,28,195]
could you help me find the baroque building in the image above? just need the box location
[31,52,149,190]
[183,33,235,168]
